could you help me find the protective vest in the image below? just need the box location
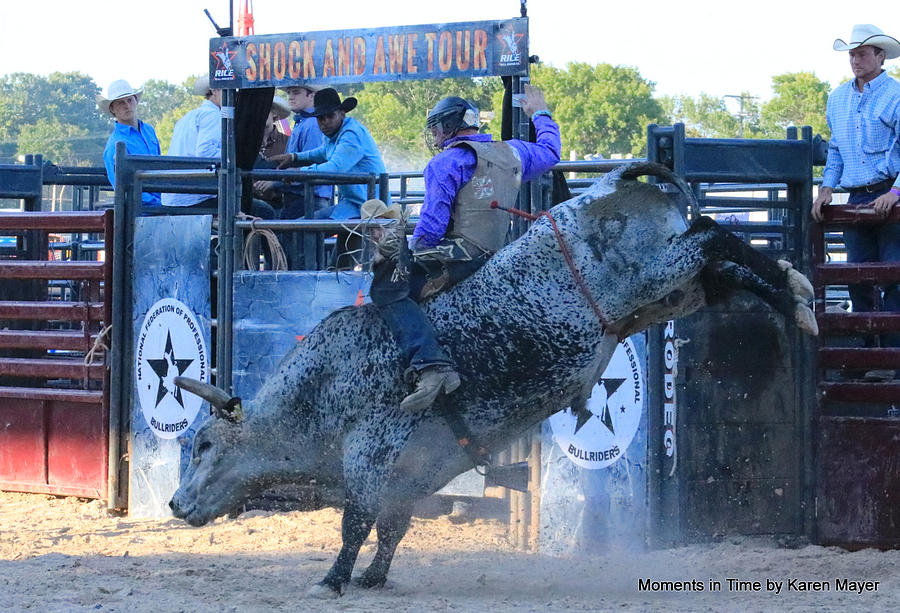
[446,140,522,254]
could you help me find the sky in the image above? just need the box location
[1,0,899,111]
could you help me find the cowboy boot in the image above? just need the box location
[400,366,461,412]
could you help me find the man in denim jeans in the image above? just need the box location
[813,24,900,380]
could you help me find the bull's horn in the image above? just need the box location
[174,377,244,422]
[174,376,232,410]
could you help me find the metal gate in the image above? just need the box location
[812,204,900,548]
[0,209,113,498]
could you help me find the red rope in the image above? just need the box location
[491,202,613,335]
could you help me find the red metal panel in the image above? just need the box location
[0,398,47,484]
[0,300,105,320]
[0,261,105,280]
[818,347,900,369]
[0,357,105,380]
[47,400,106,497]
[817,312,900,334]
[817,417,900,548]
[821,382,900,404]
[0,211,107,232]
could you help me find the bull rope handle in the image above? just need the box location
[491,202,613,335]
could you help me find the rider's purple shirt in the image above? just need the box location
[412,114,561,249]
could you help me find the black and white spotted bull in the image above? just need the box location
[169,162,817,598]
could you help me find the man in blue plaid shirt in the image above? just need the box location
[813,24,900,375]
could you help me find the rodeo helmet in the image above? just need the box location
[424,96,480,152]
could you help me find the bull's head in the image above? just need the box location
[168,377,267,526]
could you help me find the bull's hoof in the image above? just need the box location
[306,580,344,599]
[778,259,814,302]
[795,303,819,336]
[353,573,387,589]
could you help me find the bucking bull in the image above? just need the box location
[170,162,817,598]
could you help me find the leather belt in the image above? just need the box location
[847,177,897,194]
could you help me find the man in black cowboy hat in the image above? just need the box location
[271,87,387,219]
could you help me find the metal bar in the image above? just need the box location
[0,211,109,231]
[821,206,900,225]
[218,87,237,394]
[0,481,102,499]
[699,197,785,210]
[243,169,376,183]
[816,312,900,334]
[0,301,105,320]
[234,218,396,231]
[0,329,97,351]
[818,347,900,369]
[0,386,103,403]
[0,261,106,280]
[134,169,217,180]
[0,357,105,379]
[821,382,900,404]
[815,263,900,284]
[107,140,131,509]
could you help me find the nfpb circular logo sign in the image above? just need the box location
[135,298,208,439]
[549,338,644,469]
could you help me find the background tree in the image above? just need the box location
[353,77,502,169]
[659,93,741,138]
[759,72,830,138]
[143,76,201,153]
[0,71,107,164]
[529,62,665,159]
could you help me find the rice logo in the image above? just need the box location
[549,338,643,469]
[135,298,208,439]
[210,42,237,80]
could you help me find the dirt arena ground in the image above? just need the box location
[1,490,897,612]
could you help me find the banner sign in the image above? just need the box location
[209,18,529,89]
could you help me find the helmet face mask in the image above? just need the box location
[424,96,479,152]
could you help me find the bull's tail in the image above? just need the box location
[611,161,700,219]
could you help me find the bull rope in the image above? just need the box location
[238,213,288,271]
[491,203,615,337]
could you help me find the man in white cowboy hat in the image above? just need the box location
[98,79,161,206]
[813,23,900,378]
[272,87,386,220]
[162,75,224,208]
[256,84,333,219]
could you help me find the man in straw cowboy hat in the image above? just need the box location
[271,87,386,220]
[98,79,161,206]
[162,75,223,208]
[366,84,561,412]
[813,24,900,379]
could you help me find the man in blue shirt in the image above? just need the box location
[813,24,900,374]
[162,76,222,208]
[98,79,161,206]
[256,85,333,218]
[369,85,561,412]
[273,88,387,219]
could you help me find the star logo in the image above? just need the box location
[548,338,644,470]
[211,43,237,71]
[571,377,626,435]
[146,330,194,408]
[496,26,525,55]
